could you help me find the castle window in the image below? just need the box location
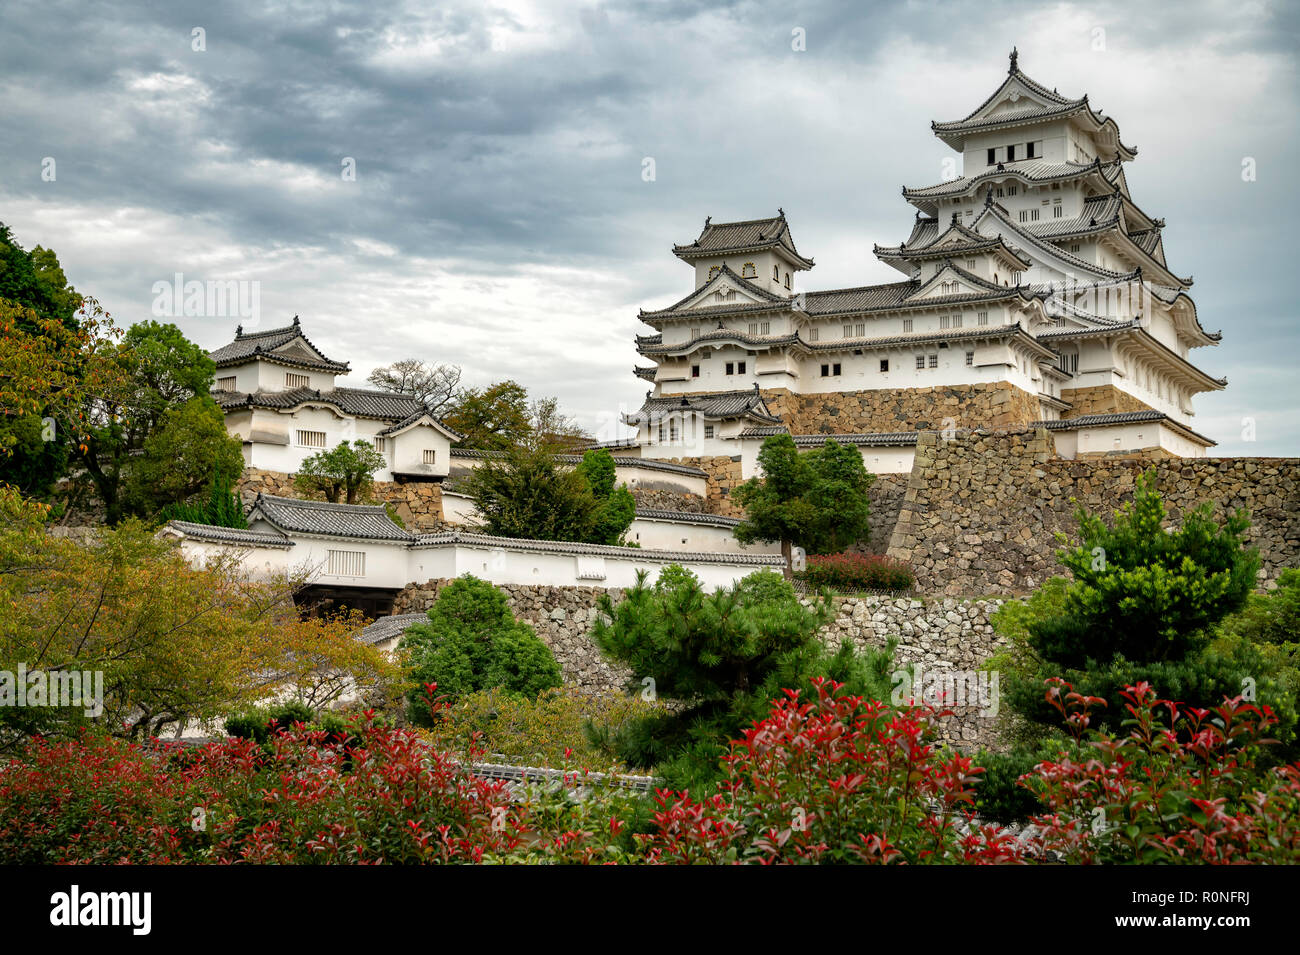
[977,311,989,325]
[737,361,746,374]
[670,420,679,441]
[1070,243,1081,253]
[821,364,830,377]
[995,187,1004,198]
[915,355,925,370]
[297,430,327,448]
[690,326,701,338]
[774,265,780,280]
[760,321,770,334]
[952,313,963,328]
[902,319,913,332]
[784,272,791,289]
[928,354,938,368]
[658,421,666,442]
[880,359,889,372]
[987,148,996,165]
[423,449,437,465]
[809,328,820,342]
[855,323,865,336]
[833,363,842,376]
[940,315,951,329]
[286,372,310,389]
[1018,210,1028,223]
[1053,205,1063,218]
[1030,208,1040,221]
[742,262,757,278]
[965,351,974,366]
[691,365,700,378]
[1006,185,1018,196]
[326,550,365,577]
[373,437,387,452]
[1007,145,1016,162]
[966,259,976,270]
[216,376,236,391]
[725,362,734,375]
[750,323,758,335]
[843,324,853,338]
[704,425,715,439]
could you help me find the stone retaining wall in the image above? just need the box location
[392,578,1007,748]
[237,468,445,531]
[760,381,1042,434]
[887,429,1300,595]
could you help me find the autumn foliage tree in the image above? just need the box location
[0,487,399,747]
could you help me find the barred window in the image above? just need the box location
[915,355,925,370]
[327,550,365,577]
[902,319,913,332]
[423,449,437,465]
[297,430,326,448]
[285,373,310,389]
[216,376,236,391]
[928,355,938,369]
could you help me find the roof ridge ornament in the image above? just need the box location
[1009,46,1019,73]
[292,314,299,326]
[235,324,243,337]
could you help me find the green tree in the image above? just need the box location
[443,380,533,451]
[463,444,598,542]
[0,228,84,493]
[590,566,894,789]
[733,435,874,571]
[574,449,635,545]
[73,321,216,525]
[126,397,244,517]
[400,575,562,724]
[293,440,388,505]
[997,472,1274,739]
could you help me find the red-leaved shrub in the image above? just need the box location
[799,552,913,592]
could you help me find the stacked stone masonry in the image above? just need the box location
[392,578,1006,749]
[758,381,1042,434]
[1060,384,1154,419]
[237,468,446,532]
[887,429,1300,596]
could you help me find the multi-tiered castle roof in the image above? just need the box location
[617,50,1224,463]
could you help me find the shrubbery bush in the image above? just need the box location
[401,575,562,724]
[798,552,914,592]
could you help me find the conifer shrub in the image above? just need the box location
[400,575,562,724]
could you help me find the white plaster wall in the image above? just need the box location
[628,518,779,554]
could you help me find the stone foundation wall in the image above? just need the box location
[1061,383,1153,418]
[887,429,1300,596]
[760,381,1042,434]
[654,455,745,516]
[393,579,633,691]
[630,488,709,513]
[237,468,445,531]
[847,473,908,555]
[393,578,1007,748]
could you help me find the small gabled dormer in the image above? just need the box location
[209,316,351,395]
[672,210,814,297]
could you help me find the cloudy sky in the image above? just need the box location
[1,0,1296,452]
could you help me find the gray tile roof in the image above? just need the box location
[625,389,780,425]
[250,494,413,541]
[449,448,708,477]
[356,613,427,646]
[411,530,786,567]
[673,213,813,267]
[210,319,350,373]
[163,521,295,548]
[1036,410,1215,448]
[903,160,1100,202]
[634,508,742,528]
[634,365,657,382]
[214,385,444,424]
[790,432,919,447]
